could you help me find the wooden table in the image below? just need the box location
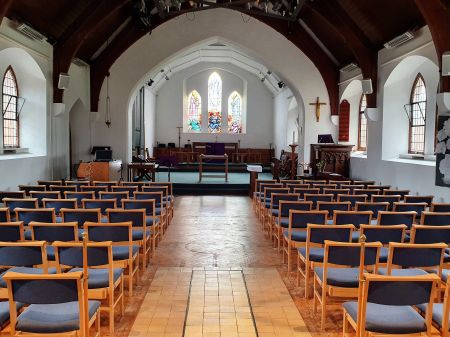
[127,162,158,182]
[199,154,228,182]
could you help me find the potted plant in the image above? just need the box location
[316,159,326,173]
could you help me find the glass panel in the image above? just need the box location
[358,94,367,150]
[227,91,242,134]
[3,67,19,148]
[187,90,202,132]
[208,72,222,133]
[409,76,426,154]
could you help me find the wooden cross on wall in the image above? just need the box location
[309,97,327,122]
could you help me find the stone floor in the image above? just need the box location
[103,196,343,337]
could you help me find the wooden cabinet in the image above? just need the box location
[310,144,354,177]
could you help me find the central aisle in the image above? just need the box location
[127,196,312,337]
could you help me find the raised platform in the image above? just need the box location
[157,162,272,173]
[152,171,273,195]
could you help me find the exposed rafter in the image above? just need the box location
[414,0,450,92]
[53,0,131,103]
[0,0,12,25]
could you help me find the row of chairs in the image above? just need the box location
[253,179,450,335]
[0,180,175,336]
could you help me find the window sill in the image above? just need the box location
[351,151,367,159]
[384,157,436,167]
[0,153,45,161]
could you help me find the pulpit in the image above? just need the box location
[310,144,354,177]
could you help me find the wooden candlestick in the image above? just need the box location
[289,143,298,179]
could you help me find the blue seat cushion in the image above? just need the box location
[0,301,24,326]
[351,232,361,243]
[275,218,289,228]
[283,230,307,242]
[16,300,100,333]
[379,247,389,263]
[145,218,160,227]
[112,246,139,260]
[24,229,32,240]
[55,216,63,223]
[314,267,360,288]
[298,247,324,262]
[271,209,280,216]
[417,303,445,329]
[441,269,450,282]
[344,301,426,334]
[370,219,378,225]
[0,267,57,288]
[70,268,123,289]
[132,229,151,241]
[264,202,271,209]
[47,246,55,261]
[326,219,333,225]
[444,253,450,263]
[378,268,428,276]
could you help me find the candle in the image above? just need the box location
[292,131,295,144]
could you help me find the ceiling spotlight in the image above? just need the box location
[147,79,154,86]
[278,81,285,88]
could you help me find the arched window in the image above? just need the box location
[409,74,426,154]
[358,94,367,151]
[208,72,222,133]
[187,90,202,132]
[227,91,242,134]
[2,66,19,148]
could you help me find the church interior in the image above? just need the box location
[0,0,450,336]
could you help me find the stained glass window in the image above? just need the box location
[358,94,367,151]
[187,90,202,132]
[228,91,242,134]
[409,74,426,154]
[3,66,19,148]
[208,72,222,133]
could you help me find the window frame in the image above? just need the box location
[357,94,367,151]
[2,66,20,148]
[408,73,426,155]
[186,89,202,133]
[227,91,242,134]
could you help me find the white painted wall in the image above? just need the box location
[340,79,363,148]
[93,8,332,164]
[144,86,156,157]
[155,62,272,148]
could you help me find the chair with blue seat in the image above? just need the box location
[352,180,376,187]
[332,210,373,242]
[379,242,446,277]
[133,192,168,231]
[142,186,173,221]
[312,184,337,193]
[343,273,439,337]
[285,183,309,193]
[42,199,77,217]
[273,201,312,251]
[99,191,129,205]
[354,188,381,200]
[18,185,46,196]
[256,182,281,218]
[253,179,276,211]
[0,207,10,222]
[393,202,427,218]
[121,181,147,191]
[15,208,56,235]
[405,195,434,207]
[341,184,365,194]
[0,222,24,241]
[261,187,290,228]
[297,224,354,298]
[54,240,124,334]
[111,185,138,198]
[92,181,117,191]
[64,191,95,207]
[107,208,155,267]
[3,198,38,218]
[431,203,450,213]
[317,201,351,220]
[337,194,368,209]
[49,185,77,194]
[359,225,407,264]
[0,192,25,205]
[122,199,161,238]
[371,195,401,211]
[322,188,350,201]
[268,193,299,240]
[85,221,139,297]
[384,189,410,200]
[293,187,319,201]
[65,180,90,191]
[82,199,116,216]
[410,225,450,246]
[30,191,61,207]
[60,208,101,237]
[313,240,382,330]
[280,179,301,187]
[304,194,334,209]
[303,179,326,187]
[4,270,101,337]
[420,212,450,226]
[328,180,352,188]
[283,210,328,272]
[355,201,389,218]
[37,180,62,188]
[0,241,53,299]
[29,222,79,262]
[146,182,174,202]
[368,184,391,192]
[80,185,108,198]
[377,211,417,230]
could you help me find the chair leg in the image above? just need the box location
[121,276,125,316]
[343,311,349,337]
[109,291,115,335]
[287,246,291,272]
[304,266,310,298]
[320,288,326,331]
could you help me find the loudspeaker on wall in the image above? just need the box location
[362,78,373,94]
[58,73,70,90]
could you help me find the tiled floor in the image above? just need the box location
[114,196,342,337]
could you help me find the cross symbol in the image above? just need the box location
[309,97,327,122]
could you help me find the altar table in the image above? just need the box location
[198,154,228,182]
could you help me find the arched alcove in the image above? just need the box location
[340,79,363,148]
[382,55,439,160]
[68,98,91,165]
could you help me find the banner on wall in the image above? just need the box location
[436,115,450,187]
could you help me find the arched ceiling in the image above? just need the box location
[1,0,448,110]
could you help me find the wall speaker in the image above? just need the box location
[362,78,373,94]
[442,52,450,76]
[58,73,70,90]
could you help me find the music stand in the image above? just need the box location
[157,155,178,181]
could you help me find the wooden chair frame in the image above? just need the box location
[420,211,450,226]
[0,207,11,222]
[317,201,351,219]
[0,221,24,241]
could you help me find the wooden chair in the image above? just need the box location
[286,183,309,193]
[352,180,375,186]
[367,184,391,192]
[80,186,108,198]
[134,192,168,230]
[15,208,56,226]
[393,202,427,218]
[42,198,77,215]
[254,181,278,216]
[304,194,333,209]
[92,181,118,191]
[54,240,124,334]
[37,180,63,188]
[371,195,401,210]
[294,187,319,200]
[322,188,350,201]
[303,179,326,187]
[317,201,351,220]
[64,191,95,206]
[0,207,10,222]
[353,188,380,199]
[341,184,365,194]
[312,184,337,193]
[405,195,434,207]
[4,271,101,337]
[65,180,90,191]
[0,222,25,241]
[82,199,117,215]
[431,203,450,213]
[261,187,290,228]
[99,191,129,204]
[49,185,77,194]
[112,186,138,198]
[313,240,382,330]
[355,201,389,218]
[332,211,373,242]
[268,193,299,240]
[61,208,101,234]
[85,222,139,297]
[121,181,147,191]
[384,189,410,200]
[122,199,161,244]
[337,194,368,210]
[420,212,450,226]
[376,211,417,230]
[18,185,46,195]
[328,180,352,188]
[142,186,173,220]
[30,191,61,206]
[297,224,353,297]
[343,273,439,337]
[0,191,25,203]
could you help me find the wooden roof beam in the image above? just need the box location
[53,0,131,103]
[0,0,12,25]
